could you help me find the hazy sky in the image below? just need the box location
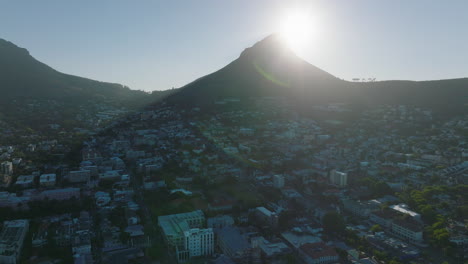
[1,0,467,91]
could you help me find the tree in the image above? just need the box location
[120,231,131,244]
[323,212,345,234]
[370,224,383,233]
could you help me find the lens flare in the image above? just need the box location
[279,10,314,54]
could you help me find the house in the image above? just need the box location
[39,188,80,201]
[15,175,35,188]
[342,199,379,218]
[40,174,56,187]
[216,227,251,262]
[69,170,91,183]
[251,236,291,259]
[298,242,339,264]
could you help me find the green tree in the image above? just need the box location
[323,212,345,234]
[370,224,383,233]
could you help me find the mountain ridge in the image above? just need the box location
[163,34,468,114]
[0,38,148,103]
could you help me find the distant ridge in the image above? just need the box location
[0,38,156,106]
[164,34,468,114]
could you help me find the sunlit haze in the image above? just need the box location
[279,9,315,55]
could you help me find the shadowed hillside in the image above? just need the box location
[164,34,467,114]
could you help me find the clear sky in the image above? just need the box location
[1,0,467,91]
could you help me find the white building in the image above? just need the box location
[391,219,423,244]
[273,174,285,189]
[389,204,421,221]
[184,228,214,258]
[40,174,56,187]
[15,175,35,188]
[329,170,348,187]
[158,210,207,263]
[0,161,13,176]
[0,219,29,264]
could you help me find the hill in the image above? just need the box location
[164,34,467,114]
[0,38,156,106]
[0,38,178,133]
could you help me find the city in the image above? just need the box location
[0,1,467,264]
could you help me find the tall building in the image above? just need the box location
[0,219,29,264]
[158,210,213,263]
[184,228,214,258]
[329,170,348,187]
[273,174,285,189]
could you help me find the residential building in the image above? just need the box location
[183,228,214,258]
[329,169,347,187]
[254,207,278,228]
[251,236,291,259]
[216,227,251,262]
[39,188,80,201]
[298,242,339,264]
[39,173,56,187]
[342,199,379,218]
[370,210,396,229]
[391,219,423,244]
[207,215,234,229]
[389,204,421,222]
[0,219,29,264]
[69,170,91,183]
[158,210,206,263]
[99,170,121,182]
[0,161,13,176]
[15,175,35,188]
[273,174,285,188]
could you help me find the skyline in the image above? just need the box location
[1,0,467,91]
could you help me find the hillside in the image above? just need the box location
[164,34,468,114]
[0,38,156,106]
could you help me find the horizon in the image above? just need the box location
[1,0,468,91]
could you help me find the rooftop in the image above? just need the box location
[299,242,338,259]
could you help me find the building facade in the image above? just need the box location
[329,170,348,187]
[0,219,29,264]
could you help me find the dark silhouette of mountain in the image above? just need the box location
[0,38,168,106]
[164,34,467,113]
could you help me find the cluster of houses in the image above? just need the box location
[0,97,466,263]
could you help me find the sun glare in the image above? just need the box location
[279,10,314,54]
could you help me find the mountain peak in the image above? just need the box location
[240,33,294,59]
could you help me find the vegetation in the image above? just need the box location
[322,212,346,234]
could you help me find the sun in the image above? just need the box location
[279,10,314,54]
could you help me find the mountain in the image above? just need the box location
[0,39,178,133]
[0,38,178,108]
[164,34,467,114]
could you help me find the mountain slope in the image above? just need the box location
[164,34,468,113]
[166,34,350,105]
[0,38,153,106]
